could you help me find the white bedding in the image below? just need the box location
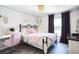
[22,32,57,53]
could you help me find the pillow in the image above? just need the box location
[26,28,37,34]
[29,28,37,33]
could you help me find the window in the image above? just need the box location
[54,14,61,41]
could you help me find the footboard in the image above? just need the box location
[42,37,48,54]
[42,36,57,54]
[22,33,57,54]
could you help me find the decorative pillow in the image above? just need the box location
[29,28,37,33]
[25,28,37,34]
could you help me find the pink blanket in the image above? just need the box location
[3,32,21,47]
[28,33,56,44]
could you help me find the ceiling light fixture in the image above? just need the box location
[38,5,44,11]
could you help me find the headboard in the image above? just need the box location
[19,24,37,34]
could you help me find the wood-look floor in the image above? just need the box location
[48,42,68,54]
[0,42,68,54]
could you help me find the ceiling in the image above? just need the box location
[1,5,79,16]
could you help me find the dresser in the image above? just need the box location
[68,33,79,54]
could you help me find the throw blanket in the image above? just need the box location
[3,32,21,47]
[28,33,56,44]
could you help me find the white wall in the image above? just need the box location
[0,6,49,35]
[1,6,79,34]
[0,6,37,35]
[37,16,48,32]
[70,8,79,33]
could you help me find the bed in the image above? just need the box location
[19,24,57,54]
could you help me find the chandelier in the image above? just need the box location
[38,5,44,11]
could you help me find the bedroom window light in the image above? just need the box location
[54,14,62,42]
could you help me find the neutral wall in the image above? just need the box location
[0,6,49,35]
[37,16,48,32]
[0,6,37,35]
[70,8,79,33]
